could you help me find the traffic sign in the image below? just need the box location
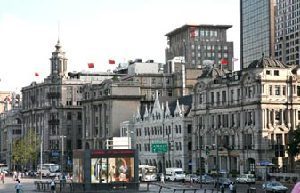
[151,143,168,153]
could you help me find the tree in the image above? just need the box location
[12,128,40,171]
[287,126,300,172]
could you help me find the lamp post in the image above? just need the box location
[40,128,43,180]
[214,131,220,192]
[167,126,171,168]
[60,135,66,176]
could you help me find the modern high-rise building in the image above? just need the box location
[275,0,300,65]
[165,24,234,71]
[240,0,275,69]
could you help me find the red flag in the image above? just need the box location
[35,72,39,76]
[221,58,228,65]
[109,59,115,64]
[88,63,94,68]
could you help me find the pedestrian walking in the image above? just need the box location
[220,184,225,193]
[229,182,234,193]
[15,179,22,193]
[160,173,165,184]
[0,172,4,184]
[50,178,56,193]
[232,183,237,193]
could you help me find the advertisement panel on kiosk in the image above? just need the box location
[73,149,138,191]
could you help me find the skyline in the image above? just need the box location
[0,0,240,92]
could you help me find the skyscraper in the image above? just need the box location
[165,24,234,72]
[240,0,275,69]
[275,0,300,65]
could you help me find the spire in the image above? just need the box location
[153,90,161,110]
[174,100,182,117]
[144,105,149,119]
[55,39,62,51]
[50,39,68,78]
[165,101,171,118]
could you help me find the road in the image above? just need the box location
[0,176,296,193]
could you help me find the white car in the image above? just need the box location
[236,174,255,184]
[262,181,288,193]
[184,174,199,183]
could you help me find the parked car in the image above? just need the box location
[235,174,255,184]
[27,170,37,177]
[184,174,199,183]
[200,174,215,184]
[156,173,163,181]
[262,181,288,193]
[215,177,233,187]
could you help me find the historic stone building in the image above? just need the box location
[0,93,22,168]
[192,56,300,176]
[21,40,111,169]
[129,92,193,173]
[81,79,141,150]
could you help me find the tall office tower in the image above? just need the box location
[240,0,275,69]
[275,0,300,65]
[165,24,234,72]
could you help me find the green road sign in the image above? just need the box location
[151,143,168,153]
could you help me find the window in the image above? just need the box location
[67,112,72,120]
[210,92,214,104]
[297,86,300,96]
[275,86,281,95]
[187,124,192,133]
[222,91,226,104]
[199,94,203,104]
[274,70,279,76]
[269,85,273,95]
[230,90,234,103]
[266,70,271,75]
[77,112,82,120]
[283,86,286,95]
[217,92,220,105]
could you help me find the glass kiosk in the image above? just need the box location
[73,149,139,191]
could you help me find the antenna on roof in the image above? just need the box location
[57,21,61,42]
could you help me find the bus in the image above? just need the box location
[138,165,157,181]
[37,163,60,177]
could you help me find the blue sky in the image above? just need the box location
[0,0,239,92]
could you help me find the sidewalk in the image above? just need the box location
[0,176,44,193]
[0,177,225,193]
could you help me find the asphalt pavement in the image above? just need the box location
[0,176,296,193]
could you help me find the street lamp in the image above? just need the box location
[60,135,66,176]
[40,128,43,180]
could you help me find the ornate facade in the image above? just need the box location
[192,57,300,176]
[131,92,193,173]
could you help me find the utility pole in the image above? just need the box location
[40,128,43,180]
[215,132,220,192]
